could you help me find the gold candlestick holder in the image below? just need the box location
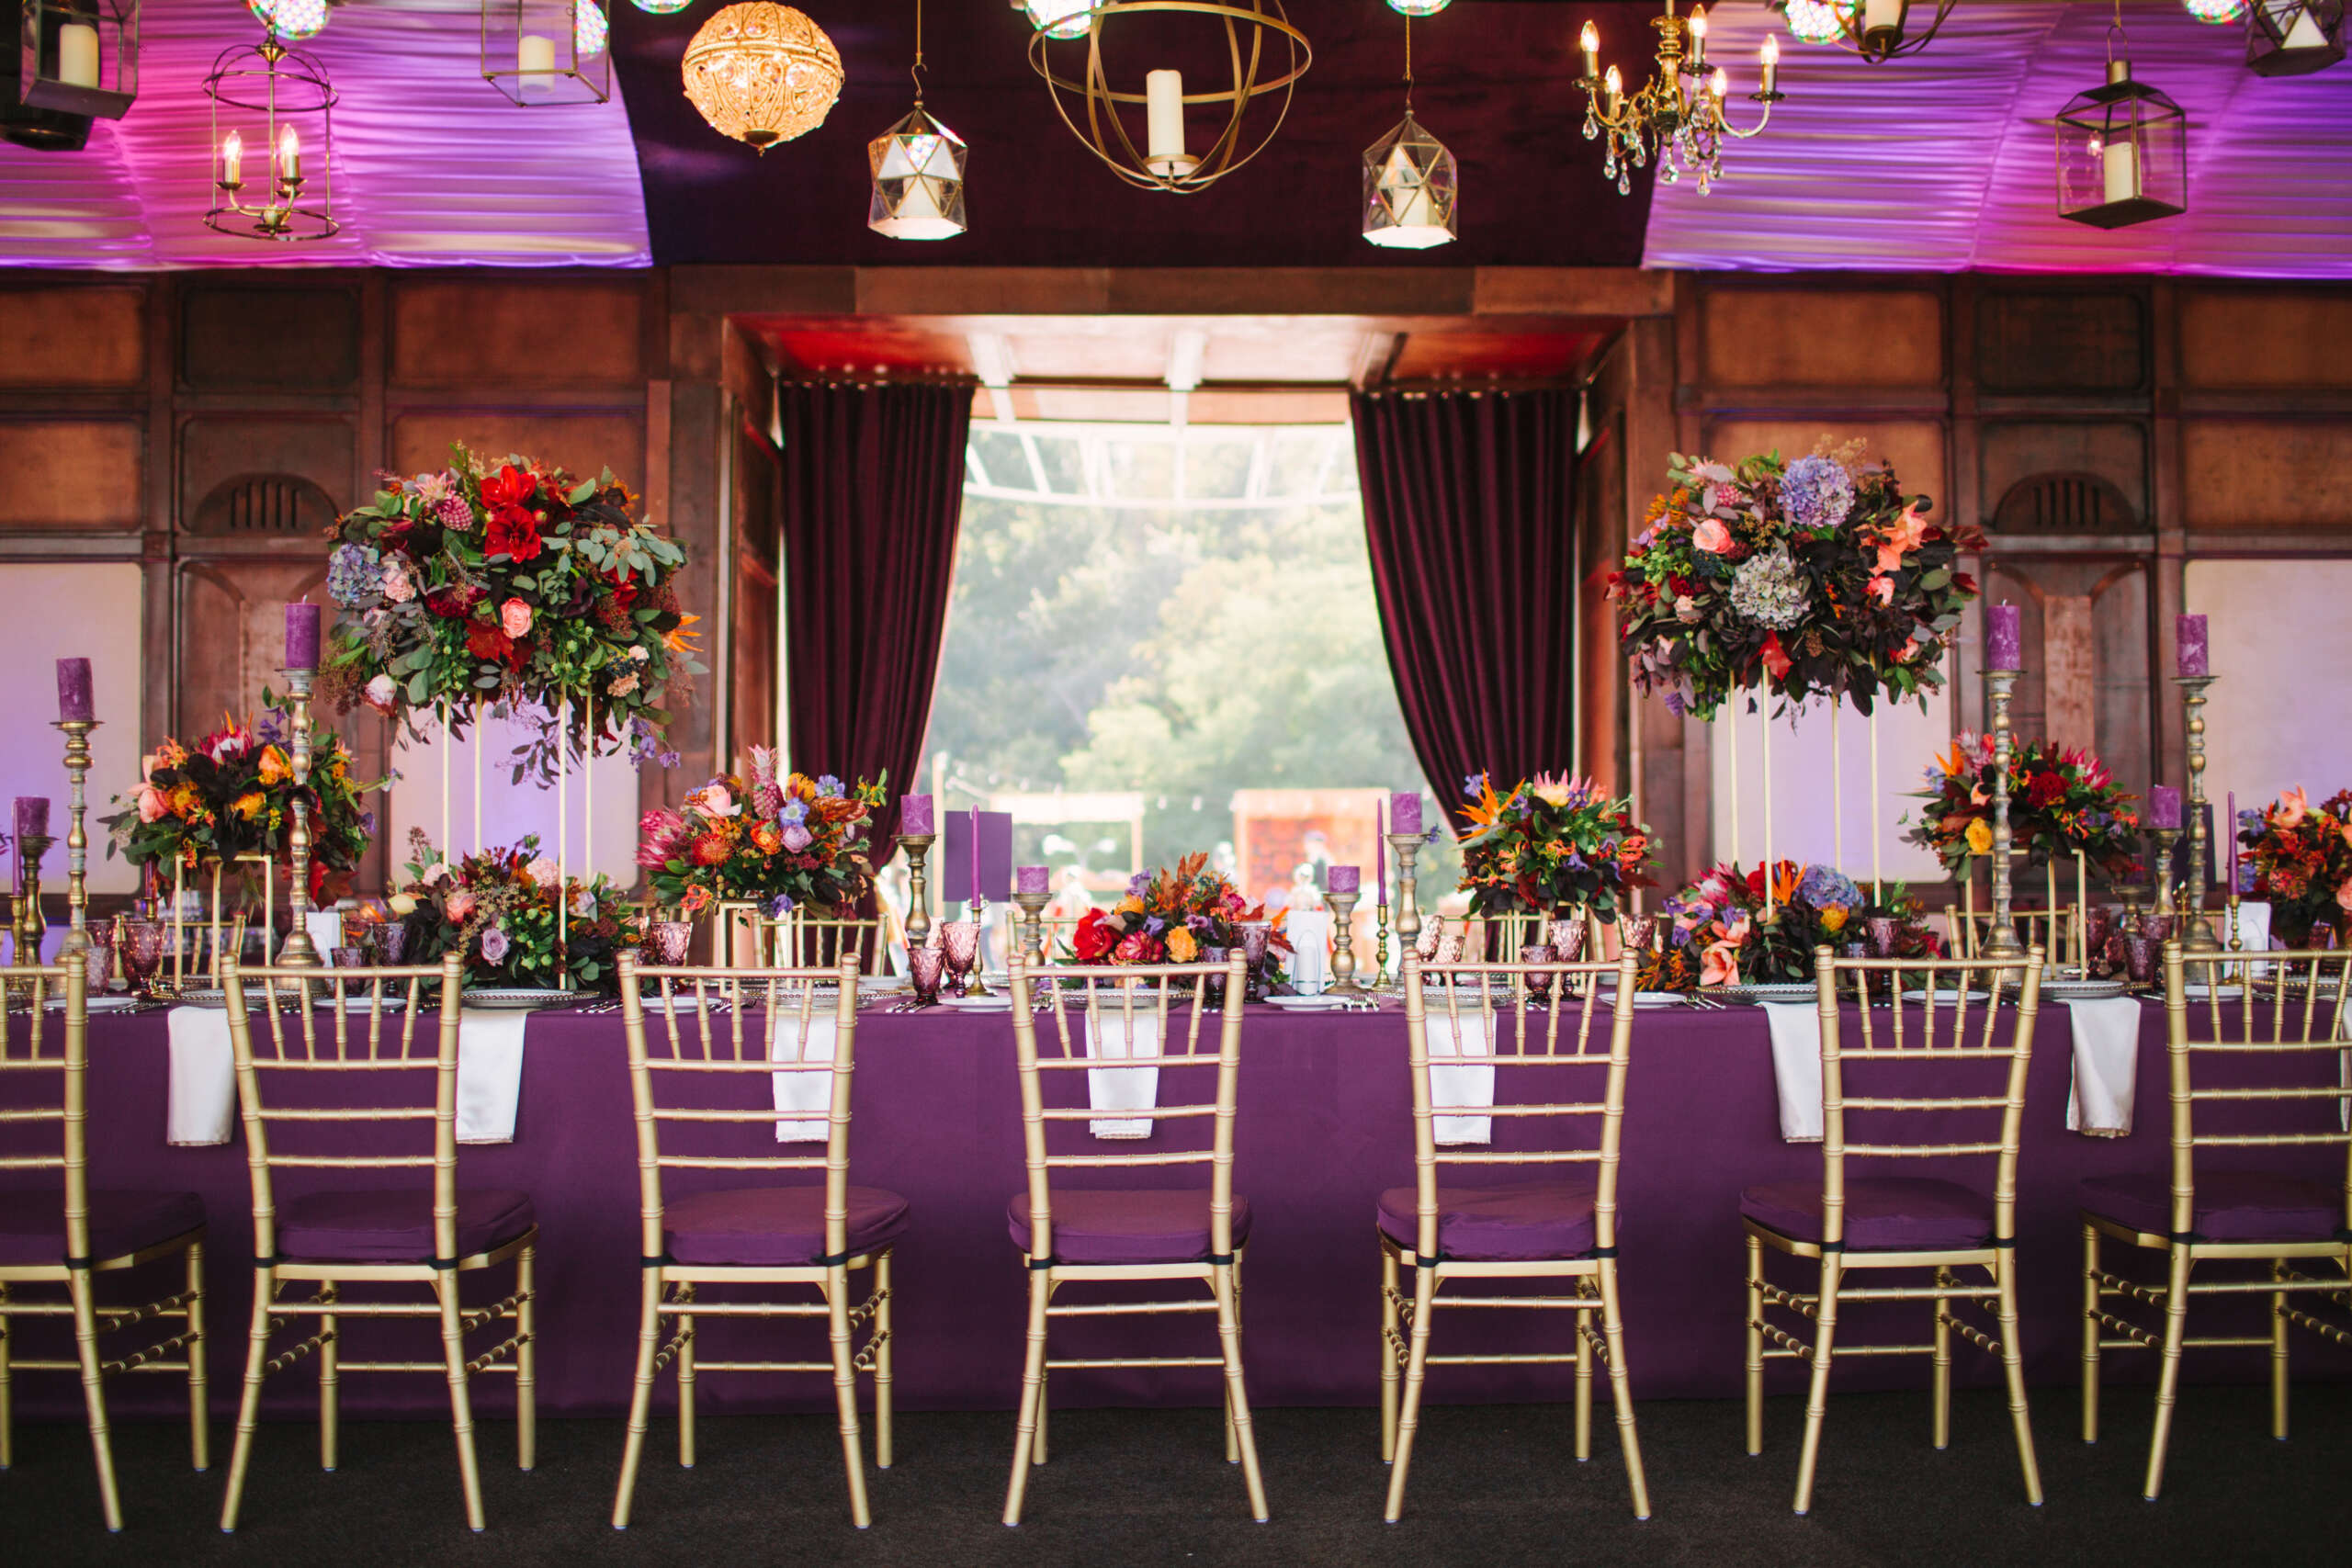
[1981,666,2025,959]
[1386,833,1423,962]
[12,832,52,964]
[2225,893,2243,953]
[900,833,936,953]
[1326,889,1367,998]
[964,896,990,997]
[1374,890,1392,990]
[2148,826,2182,925]
[53,717,97,960]
[1011,888,1051,969]
[2175,673,2222,954]
[277,668,322,970]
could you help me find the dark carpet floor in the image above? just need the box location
[7,1385,2350,1567]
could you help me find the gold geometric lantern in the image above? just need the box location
[2245,0,2346,74]
[1363,113,1454,250]
[867,0,965,240]
[481,0,611,108]
[682,2,843,151]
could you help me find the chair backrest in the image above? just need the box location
[2160,942,2352,1238]
[1945,851,2087,967]
[719,903,885,976]
[222,955,463,1265]
[998,908,1084,964]
[1005,954,1249,1265]
[1464,909,1605,964]
[1399,952,1640,1258]
[0,963,86,1260]
[1810,942,2047,1247]
[617,954,863,1265]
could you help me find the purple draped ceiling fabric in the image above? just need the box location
[779,383,970,863]
[1351,389,1580,818]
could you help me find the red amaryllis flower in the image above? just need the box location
[424,584,481,621]
[1759,631,1793,682]
[485,509,543,564]
[465,619,525,670]
[1072,908,1115,962]
[479,465,536,513]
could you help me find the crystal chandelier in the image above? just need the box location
[682,2,842,150]
[1578,4,1781,197]
[1770,0,1955,62]
[868,0,966,239]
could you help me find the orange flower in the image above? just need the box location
[258,746,292,786]
[663,613,703,657]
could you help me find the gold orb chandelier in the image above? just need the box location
[681,2,844,151]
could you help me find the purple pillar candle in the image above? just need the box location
[285,601,322,671]
[55,658,93,722]
[1327,864,1361,896]
[1015,864,1049,896]
[2149,784,2183,830]
[899,794,933,837]
[1984,604,2022,671]
[1389,791,1422,837]
[2176,614,2209,678]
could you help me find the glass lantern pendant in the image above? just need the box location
[2052,59,2187,231]
[482,0,612,107]
[1024,0,1091,39]
[18,0,138,119]
[2245,1,2346,74]
[1362,112,1455,249]
[868,107,967,240]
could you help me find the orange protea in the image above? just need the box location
[689,832,732,867]
[751,820,783,854]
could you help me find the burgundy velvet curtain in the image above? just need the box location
[778,381,970,863]
[1351,388,1581,818]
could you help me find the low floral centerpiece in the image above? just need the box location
[639,750,887,919]
[1903,735,2143,878]
[1610,445,1984,717]
[101,701,384,905]
[1069,853,1293,969]
[1661,861,1939,987]
[2235,787,2352,947]
[319,445,703,776]
[1455,772,1654,925]
[390,831,638,992]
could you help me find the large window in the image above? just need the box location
[918,422,1459,913]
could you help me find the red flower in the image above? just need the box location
[423,584,481,621]
[689,832,731,867]
[1759,631,1793,681]
[1952,572,1977,596]
[486,509,543,564]
[480,465,536,512]
[465,619,525,670]
[1072,908,1115,962]
[2028,772,2066,809]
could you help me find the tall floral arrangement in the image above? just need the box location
[1903,735,2143,879]
[1660,861,1939,987]
[2236,788,2352,946]
[1454,772,1654,924]
[1610,446,1984,717]
[390,831,638,991]
[639,751,886,918]
[319,445,703,777]
[1069,852,1292,966]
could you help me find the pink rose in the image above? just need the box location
[445,890,477,924]
[2278,787,2309,829]
[136,783,168,823]
[1674,594,1701,625]
[1691,519,1735,554]
[2337,878,2352,916]
[780,823,812,852]
[380,559,414,604]
[500,598,533,638]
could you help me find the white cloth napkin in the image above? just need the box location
[2064,996,2145,1136]
[300,910,344,959]
[1419,1004,1495,1146]
[1762,1003,1824,1144]
[2236,901,2273,976]
[165,1006,530,1146]
[769,1008,838,1143]
[1286,912,1330,995]
[1085,1006,1162,1139]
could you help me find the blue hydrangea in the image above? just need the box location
[1780,456,1856,532]
[325,543,382,608]
[1796,865,1863,910]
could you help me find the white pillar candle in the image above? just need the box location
[1864,0,1904,32]
[2101,135,2138,206]
[1145,68,1189,175]
[57,21,100,89]
[519,32,558,96]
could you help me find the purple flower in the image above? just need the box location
[781,824,812,852]
[1145,916,1167,935]
[816,774,843,798]
[1127,872,1151,897]
[1463,773,1487,798]
[1187,913,1214,933]
[359,810,378,836]
[769,893,797,916]
[780,799,808,825]
[1664,693,1687,718]
[2236,863,2256,894]
[478,924,511,964]
[1780,455,1856,532]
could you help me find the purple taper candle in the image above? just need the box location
[2227,790,2237,890]
[55,657,92,722]
[2176,614,2209,678]
[1389,790,1422,837]
[899,793,933,837]
[1328,864,1360,895]
[285,600,322,671]
[1015,864,1048,896]
[2149,784,2182,830]
[1984,604,2022,671]
[969,807,981,908]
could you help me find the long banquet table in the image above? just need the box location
[16,998,2346,1423]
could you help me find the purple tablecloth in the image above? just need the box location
[11,999,2343,1421]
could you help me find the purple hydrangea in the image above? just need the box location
[325,544,382,608]
[1780,456,1855,532]
[479,925,511,964]
[1796,865,1863,910]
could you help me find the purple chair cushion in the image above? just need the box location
[277,1188,535,1265]
[0,1189,204,1266]
[2080,1170,2346,1244]
[1741,1177,1994,1252]
[1375,1180,1600,1262]
[1007,1190,1252,1266]
[662,1186,911,1268]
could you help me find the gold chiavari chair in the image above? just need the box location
[1001,953,1263,1525]
[718,904,887,976]
[1380,951,1650,1524]
[2078,942,2352,1498]
[217,955,538,1533]
[0,962,206,1531]
[1743,943,2047,1515]
[1945,852,2087,970]
[611,954,904,1529]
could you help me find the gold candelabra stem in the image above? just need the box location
[53,717,97,959]
[2175,673,2222,954]
[278,669,322,969]
[1326,889,1366,998]
[1982,667,2025,959]
[964,897,989,997]
[2225,892,2243,953]
[13,833,51,964]
[1374,893,1391,989]
[1386,833,1423,961]
[1011,889,1051,971]
[2148,827,2182,925]
[900,834,935,953]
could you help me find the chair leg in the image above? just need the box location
[2269,1256,2290,1442]
[1223,1258,1245,1465]
[2143,1245,2194,1501]
[873,1250,895,1471]
[1598,1258,1651,1521]
[1573,1302,1593,1463]
[318,1280,340,1472]
[1744,1232,1765,1457]
[435,1269,487,1532]
[1212,1259,1267,1522]
[1382,1267,1437,1524]
[219,1268,277,1532]
[1001,1268,1051,1526]
[516,1244,537,1472]
[1378,1244,1400,1463]
[1931,1266,1953,1451]
[676,1283,696,1470]
[1995,1252,2042,1506]
[825,1264,872,1529]
[1,1280,14,1472]
[186,1238,209,1472]
[610,1269,663,1529]
[2081,1224,2102,1445]
[68,1265,123,1532]
[1792,1253,1842,1516]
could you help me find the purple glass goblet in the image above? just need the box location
[1520,943,1557,1004]
[368,920,411,967]
[1199,945,1230,1009]
[2124,934,2159,987]
[942,921,981,988]
[1547,918,1588,963]
[1236,921,1272,1003]
[1866,917,1900,959]
[117,919,168,997]
[907,945,946,1005]
[650,920,695,967]
[1619,917,1657,957]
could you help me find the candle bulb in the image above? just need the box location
[1328,865,1360,896]
[1579,19,1600,81]
[1984,603,2022,671]
[899,793,933,837]
[2149,785,2183,831]
[55,658,93,723]
[1145,68,1193,178]
[1760,32,1779,95]
[1604,63,1623,112]
[1709,67,1729,99]
[1688,6,1708,66]
[276,124,300,186]
[284,601,321,671]
[58,20,100,90]
[220,129,243,189]
[2176,613,2210,678]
